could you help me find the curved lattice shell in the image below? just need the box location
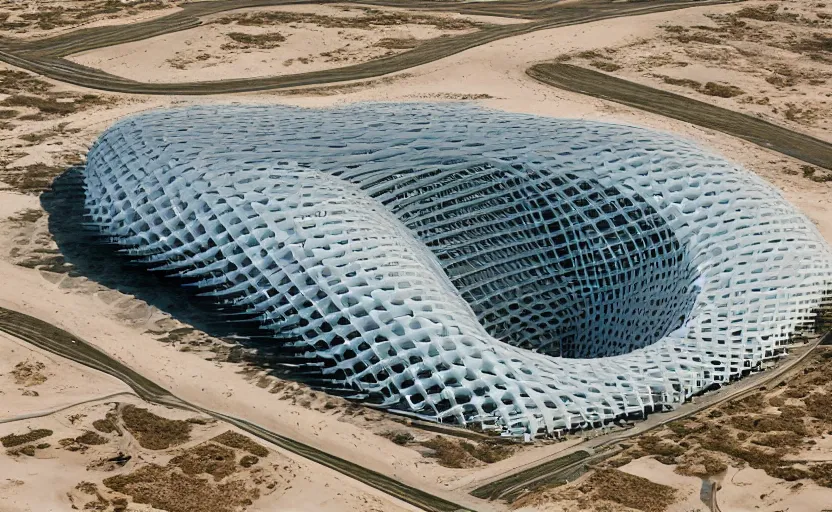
[82,103,832,434]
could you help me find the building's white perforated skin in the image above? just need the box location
[82,104,832,435]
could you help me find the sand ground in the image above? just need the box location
[555,0,832,144]
[67,4,511,83]
[1,1,831,511]
[0,0,182,40]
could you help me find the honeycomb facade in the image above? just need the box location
[83,104,832,435]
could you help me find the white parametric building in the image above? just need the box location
[82,103,832,435]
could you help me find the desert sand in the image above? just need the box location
[1,0,831,511]
[0,393,417,512]
[68,4,508,83]
[0,0,182,40]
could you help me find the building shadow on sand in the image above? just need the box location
[40,166,338,391]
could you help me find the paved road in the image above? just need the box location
[0,0,739,95]
[527,63,832,170]
[0,306,477,512]
[470,332,828,501]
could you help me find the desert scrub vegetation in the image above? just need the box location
[654,74,702,90]
[590,60,621,72]
[211,430,269,457]
[169,443,238,481]
[103,464,259,512]
[0,69,53,95]
[121,405,192,450]
[1,428,53,448]
[382,430,415,445]
[224,32,286,49]
[421,436,514,468]
[74,431,109,446]
[701,81,745,98]
[601,348,832,488]
[584,469,676,512]
[212,8,483,32]
[11,360,47,386]
[93,414,121,435]
[632,2,832,130]
[512,468,677,512]
[0,68,113,122]
[0,0,171,34]
[375,37,422,50]
[1,93,109,117]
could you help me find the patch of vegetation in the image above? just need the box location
[18,122,80,145]
[784,103,822,125]
[225,32,286,49]
[9,445,37,456]
[239,455,259,468]
[657,75,702,89]
[155,327,195,344]
[421,436,513,468]
[461,440,514,463]
[590,60,621,72]
[93,416,120,435]
[675,32,723,44]
[75,431,108,445]
[382,431,415,445]
[735,4,790,22]
[663,25,687,34]
[6,208,43,225]
[729,414,807,436]
[211,430,269,457]
[701,81,745,97]
[0,94,107,116]
[121,405,191,450]
[575,50,609,60]
[375,37,421,50]
[789,34,832,55]
[581,469,677,512]
[638,435,686,458]
[76,481,98,495]
[1,1,169,33]
[103,464,258,512]
[806,393,832,420]
[752,432,803,448]
[169,443,238,481]
[1,429,53,448]
[0,70,53,95]
[213,9,481,32]
[422,436,476,468]
[698,425,782,466]
[11,360,47,386]
[675,450,728,477]
[766,73,797,88]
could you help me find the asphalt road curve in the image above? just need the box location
[0,0,739,95]
[527,63,832,171]
[0,306,476,512]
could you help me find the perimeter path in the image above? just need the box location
[527,63,832,170]
[0,0,740,95]
[470,332,829,502]
[0,306,477,512]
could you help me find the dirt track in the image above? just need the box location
[527,63,832,171]
[0,0,738,95]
